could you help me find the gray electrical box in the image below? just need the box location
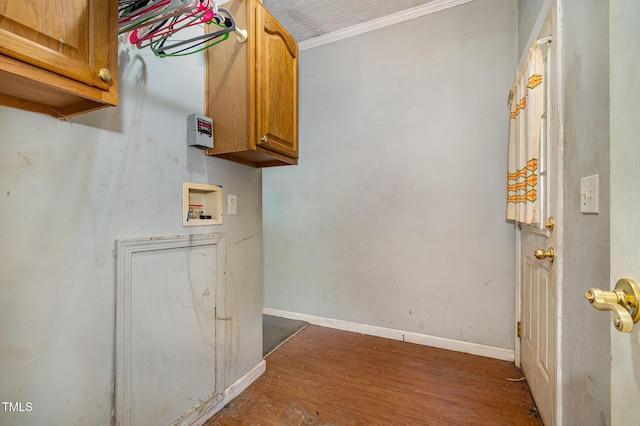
[187,113,214,149]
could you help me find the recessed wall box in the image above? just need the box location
[187,113,214,149]
[183,182,222,226]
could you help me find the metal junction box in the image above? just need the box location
[187,113,214,150]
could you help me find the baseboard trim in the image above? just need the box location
[188,360,266,425]
[223,360,267,404]
[263,308,514,362]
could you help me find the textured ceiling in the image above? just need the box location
[262,0,438,42]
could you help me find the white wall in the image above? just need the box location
[0,41,263,425]
[559,0,611,424]
[517,0,548,56]
[263,0,517,350]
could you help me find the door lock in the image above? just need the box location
[585,278,640,332]
[534,247,555,262]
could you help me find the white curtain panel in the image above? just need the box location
[506,44,544,224]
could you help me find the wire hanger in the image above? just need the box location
[119,0,203,34]
[118,0,247,57]
[150,7,238,57]
[129,0,216,47]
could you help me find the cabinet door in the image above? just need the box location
[0,0,113,91]
[255,2,298,159]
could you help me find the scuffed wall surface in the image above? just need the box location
[0,40,262,425]
[263,0,517,350]
[559,0,611,424]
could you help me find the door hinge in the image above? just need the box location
[517,321,522,338]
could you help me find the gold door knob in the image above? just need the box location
[545,217,555,231]
[98,68,112,83]
[585,278,640,332]
[534,247,555,262]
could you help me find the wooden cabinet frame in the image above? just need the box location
[0,1,118,118]
[205,0,298,167]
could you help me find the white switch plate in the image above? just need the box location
[228,195,237,215]
[580,174,599,214]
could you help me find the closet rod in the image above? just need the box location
[537,36,552,45]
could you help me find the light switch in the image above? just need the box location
[228,195,237,215]
[580,174,599,214]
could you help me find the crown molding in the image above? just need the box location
[299,0,474,51]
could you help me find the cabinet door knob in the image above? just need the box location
[98,68,112,83]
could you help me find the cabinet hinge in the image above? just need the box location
[517,321,522,338]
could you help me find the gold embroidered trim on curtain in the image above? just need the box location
[506,44,544,224]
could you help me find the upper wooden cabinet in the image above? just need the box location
[0,0,118,118]
[205,0,298,168]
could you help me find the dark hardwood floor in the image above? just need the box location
[205,325,543,425]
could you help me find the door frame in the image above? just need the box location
[114,233,228,426]
[513,1,564,425]
[609,1,640,423]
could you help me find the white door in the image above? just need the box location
[520,223,556,425]
[518,11,558,426]
[609,2,640,424]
